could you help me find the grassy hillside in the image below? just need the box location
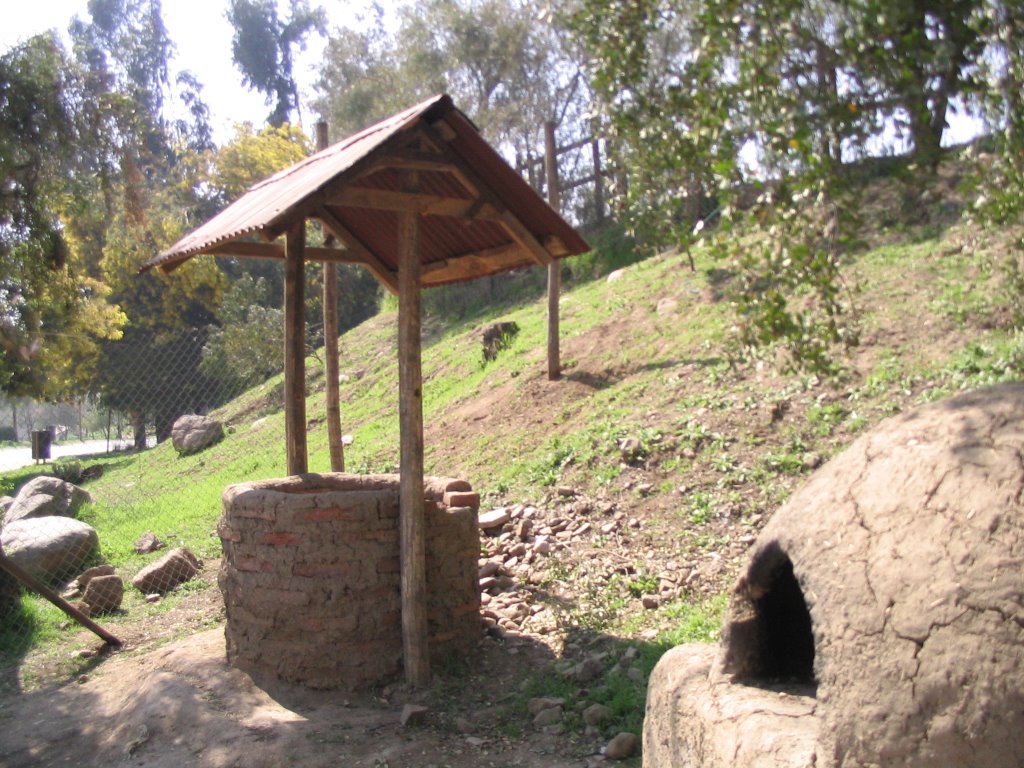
[2,160,1022,714]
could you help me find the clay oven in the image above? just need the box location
[644,383,1024,767]
[218,473,480,689]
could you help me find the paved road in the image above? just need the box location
[0,439,132,473]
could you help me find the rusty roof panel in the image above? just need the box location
[142,94,589,284]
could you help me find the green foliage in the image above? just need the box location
[201,274,284,391]
[315,0,590,180]
[572,0,1018,374]
[227,0,327,126]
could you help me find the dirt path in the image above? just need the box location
[1,628,592,768]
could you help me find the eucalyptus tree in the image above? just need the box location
[315,0,591,169]
[227,0,327,126]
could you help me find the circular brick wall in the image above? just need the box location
[218,473,480,689]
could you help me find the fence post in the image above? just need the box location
[544,120,562,382]
[317,121,345,472]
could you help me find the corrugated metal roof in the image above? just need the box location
[142,94,590,285]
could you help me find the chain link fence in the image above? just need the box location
[0,326,294,678]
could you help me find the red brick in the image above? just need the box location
[234,557,274,573]
[303,505,366,523]
[364,529,399,543]
[217,524,242,542]
[293,562,354,578]
[256,531,300,546]
[443,491,480,508]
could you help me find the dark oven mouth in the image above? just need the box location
[722,542,817,693]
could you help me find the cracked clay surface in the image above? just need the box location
[646,383,1024,767]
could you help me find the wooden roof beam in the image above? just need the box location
[200,240,364,264]
[422,243,527,284]
[418,122,553,267]
[328,187,500,220]
[316,206,400,295]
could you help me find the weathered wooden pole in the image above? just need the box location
[592,139,605,224]
[544,120,562,381]
[317,121,345,472]
[397,171,429,687]
[284,218,308,475]
[0,551,122,647]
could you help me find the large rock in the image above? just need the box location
[170,414,224,456]
[1,516,99,583]
[132,547,200,594]
[644,383,1024,768]
[3,476,91,527]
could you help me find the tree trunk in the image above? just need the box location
[132,411,146,450]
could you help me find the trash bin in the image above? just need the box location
[31,430,51,461]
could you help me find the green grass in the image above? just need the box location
[3,203,1023,683]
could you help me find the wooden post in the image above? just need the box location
[397,172,429,687]
[284,218,308,475]
[317,121,345,472]
[544,120,562,381]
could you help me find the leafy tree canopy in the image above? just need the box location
[227,0,327,126]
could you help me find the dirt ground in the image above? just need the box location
[0,565,593,768]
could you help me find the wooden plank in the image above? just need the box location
[284,219,308,475]
[355,149,461,179]
[397,172,430,688]
[201,241,362,264]
[329,187,501,220]
[318,120,345,473]
[316,206,400,295]
[422,243,527,284]
[545,120,562,382]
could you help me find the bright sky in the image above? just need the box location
[0,0,393,144]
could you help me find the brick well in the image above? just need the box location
[218,473,480,689]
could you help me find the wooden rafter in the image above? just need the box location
[418,122,553,267]
[316,206,400,295]
[328,187,501,221]
[421,243,526,284]
[199,240,363,264]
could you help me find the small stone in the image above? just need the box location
[455,717,474,734]
[478,508,511,531]
[556,486,577,497]
[400,704,429,727]
[627,667,644,683]
[528,696,565,716]
[81,574,124,613]
[464,736,486,747]
[641,595,660,610]
[479,560,501,578]
[604,732,638,760]
[583,703,613,727]
[575,656,606,683]
[802,452,823,470]
[74,648,98,659]
[533,705,563,727]
[133,532,165,554]
[145,593,161,603]
[618,437,642,461]
[75,564,116,589]
[131,547,200,594]
[635,483,654,496]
